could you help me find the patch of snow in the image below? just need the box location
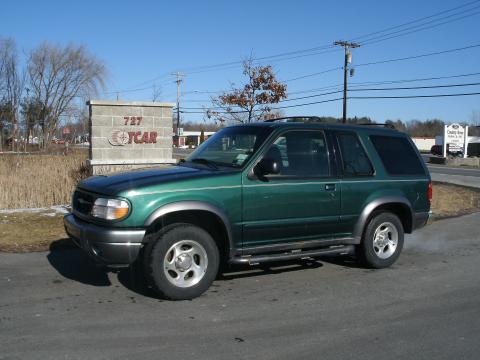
[41,213,57,217]
[0,205,71,215]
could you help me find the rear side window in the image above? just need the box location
[336,132,373,176]
[370,135,425,175]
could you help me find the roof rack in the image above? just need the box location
[264,117,396,130]
[264,116,322,123]
[357,123,396,130]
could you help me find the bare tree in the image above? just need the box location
[27,42,107,147]
[152,83,162,102]
[0,37,24,151]
[210,58,287,124]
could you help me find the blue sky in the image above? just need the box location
[1,0,479,123]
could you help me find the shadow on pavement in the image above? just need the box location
[47,240,111,287]
[318,255,364,269]
[47,240,158,298]
[46,240,359,298]
[218,259,325,281]
[117,264,158,299]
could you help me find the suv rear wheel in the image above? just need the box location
[357,211,404,268]
[144,224,219,300]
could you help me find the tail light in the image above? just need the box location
[427,182,433,205]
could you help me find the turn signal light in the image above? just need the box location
[91,198,130,220]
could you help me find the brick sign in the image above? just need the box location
[87,100,175,174]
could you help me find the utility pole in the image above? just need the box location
[334,41,360,123]
[172,72,184,135]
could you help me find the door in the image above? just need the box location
[242,129,341,247]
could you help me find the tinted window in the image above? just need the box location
[262,130,330,177]
[187,126,271,168]
[370,135,425,175]
[337,132,373,176]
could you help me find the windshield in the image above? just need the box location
[185,126,271,168]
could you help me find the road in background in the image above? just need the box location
[1,214,479,360]
[427,164,480,188]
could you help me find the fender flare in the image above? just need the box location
[144,201,235,256]
[353,196,413,242]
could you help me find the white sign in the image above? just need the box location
[446,123,465,145]
[443,123,467,157]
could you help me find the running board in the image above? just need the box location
[229,245,355,266]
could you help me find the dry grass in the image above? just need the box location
[0,151,89,209]
[431,182,480,219]
[0,211,69,252]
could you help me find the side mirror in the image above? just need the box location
[255,158,280,176]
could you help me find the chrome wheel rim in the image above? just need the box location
[163,240,208,288]
[373,222,398,259]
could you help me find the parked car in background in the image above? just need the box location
[430,144,442,155]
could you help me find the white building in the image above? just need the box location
[175,131,216,148]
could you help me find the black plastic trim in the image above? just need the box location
[242,237,357,255]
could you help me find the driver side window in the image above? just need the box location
[262,130,330,177]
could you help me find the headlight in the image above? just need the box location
[91,198,130,220]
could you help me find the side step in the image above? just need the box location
[229,245,355,266]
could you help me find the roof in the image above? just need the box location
[228,117,400,135]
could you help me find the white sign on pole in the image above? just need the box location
[443,123,466,157]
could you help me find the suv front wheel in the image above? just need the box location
[357,211,404,268]
[145,224,219,300]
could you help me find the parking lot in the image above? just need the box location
[1,213,479,360]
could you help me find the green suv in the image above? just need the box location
[64,117,431,300]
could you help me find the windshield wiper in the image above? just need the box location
[190,158,219,170]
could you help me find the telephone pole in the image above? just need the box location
[172,72,184,135]
[334,41,360,123]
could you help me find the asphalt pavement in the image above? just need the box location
[1,213,480,359]
[427,164,480,188]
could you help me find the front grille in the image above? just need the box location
[73,190,95,216]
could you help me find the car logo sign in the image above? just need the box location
[109,130,130,146]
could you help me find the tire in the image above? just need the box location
[356,211,404,269]
[144,224,219,300]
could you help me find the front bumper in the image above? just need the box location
[64,214,145,266]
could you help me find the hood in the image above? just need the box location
[78,165,228,195]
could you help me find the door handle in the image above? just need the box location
[325,183,336,191]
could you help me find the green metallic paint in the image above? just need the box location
[73,122,431,257]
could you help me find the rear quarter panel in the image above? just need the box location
[339,130,430,234]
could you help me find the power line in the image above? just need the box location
[180,89,480,113]
[176,1,480,75]
[105,1,480,95]
[351,0,480,42]
[350,81,480,92]
[355,2,480,45]
[269,92,480,110]
[349,92,480,100]
[356,43,480,67]
[283,67,343,82]
[283,43,480,83]
[359,8,480,46]
[104,2,480,97]
[348,71,480,88]
[179,81,480,110]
